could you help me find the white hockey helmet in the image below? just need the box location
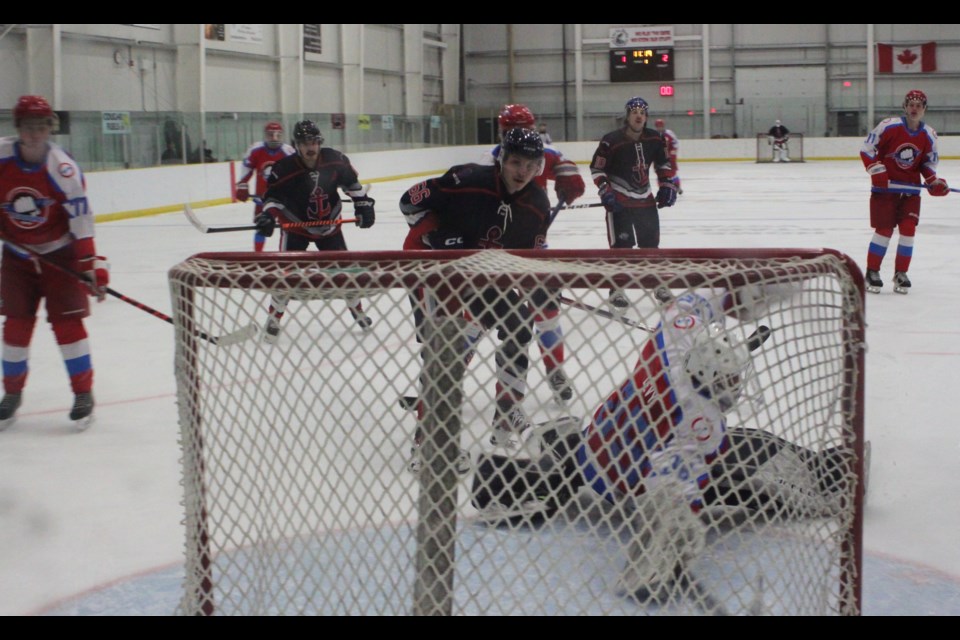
[683,323,753,413]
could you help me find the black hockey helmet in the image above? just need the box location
[498,127,545,175]
[293,120,324,145]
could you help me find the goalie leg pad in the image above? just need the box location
[617,480,706,599]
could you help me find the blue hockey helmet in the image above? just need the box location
[625,96,649,115]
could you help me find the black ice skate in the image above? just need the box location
[865,270,882,294]
[70,392,95,431]
[893,271,911,295]
[548,369,574,404]
[0,393,22,430]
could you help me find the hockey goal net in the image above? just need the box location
[170,248,865,616]
[756,132,805,163]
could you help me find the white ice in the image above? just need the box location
[1,158,958,615]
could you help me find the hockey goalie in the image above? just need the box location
[470,284,865,603]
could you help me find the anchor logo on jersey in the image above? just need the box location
[1,188,54,229]
[306,171,332,221]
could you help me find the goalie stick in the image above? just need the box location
[0,235,255,346]
[183,203,357,234]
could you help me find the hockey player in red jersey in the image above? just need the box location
[860,89,948,294]
[654,118,682,195]
[0,95,109,429]
[400,128,552,470]
[482,104,586,404]
[235,121,296,251]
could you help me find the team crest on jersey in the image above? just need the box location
[58,162,75,179]
[891,144,921,169]
[2,188,53,228]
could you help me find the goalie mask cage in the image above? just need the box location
[757,133,804,163]
[170,248,865,616]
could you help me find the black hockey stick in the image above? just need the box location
[184,203,356,234]
[0,236,254,346]
[557,295,654,332]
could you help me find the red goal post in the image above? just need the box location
[170,248,865,616]
[757,132,805,163]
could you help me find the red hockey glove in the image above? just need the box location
[926,176,949,197]
[78,256,110,302]
[554,173,585,205]
[867,163,888,190]
[236,182,250,202]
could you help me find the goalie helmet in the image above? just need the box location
[903,89,927,108]
[498,127,544,176]
[264,121,284,149]
[13,95,58,128]
[498,104,536,135]
[683,323,752,413]
[293,120,323,146]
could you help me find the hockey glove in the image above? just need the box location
[867,163,888,190]
[235,182,250,202]
[599,183,622,214]
[926,176,950,197]
[656,178,679,208]
[555,173,585,205]
[78,255,110,302]
[254,212,276,237]
[423,229,467,250]
[353,196,376,228]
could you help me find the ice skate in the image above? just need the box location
[608,289,630,311]
[263,317,281,344]
[490,404,538,455]
[407,439,471,475]
[865,270,882,294]
[547,369,574,404]
[350,307,373,331]
[893,271,911,294]
[0,393,22,431]
[654,286,673,304]
[70,392,95,431]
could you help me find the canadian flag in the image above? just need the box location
[877,42,937,73]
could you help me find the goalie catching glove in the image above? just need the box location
[656,177,679,209]
[352,196,376,228]
[926,175,949,197]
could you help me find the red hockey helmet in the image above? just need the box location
[264,121,284,148]
[903,90,927,108]
[13,95,57,128]
[498,104,536,135]
[654,118,665,128]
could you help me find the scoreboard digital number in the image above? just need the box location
[610,47,674,83]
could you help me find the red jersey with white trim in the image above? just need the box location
[0,136,93,255]
[661,128,679,168]
[861,116,939,194]
[575,291,732,512]
[238,141,296,196]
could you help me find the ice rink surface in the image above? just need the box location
[2,157,959,615]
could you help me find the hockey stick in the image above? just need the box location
[0,236,254,346]
[183,203,357,234]
[557,295,654,332]
[889,180,960,194]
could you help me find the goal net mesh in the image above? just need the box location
[170,248,865,616]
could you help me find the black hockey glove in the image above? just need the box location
[656,178,679,209]
[254,212,276,237]
[353,196,376,228]
[599,183,622,214]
